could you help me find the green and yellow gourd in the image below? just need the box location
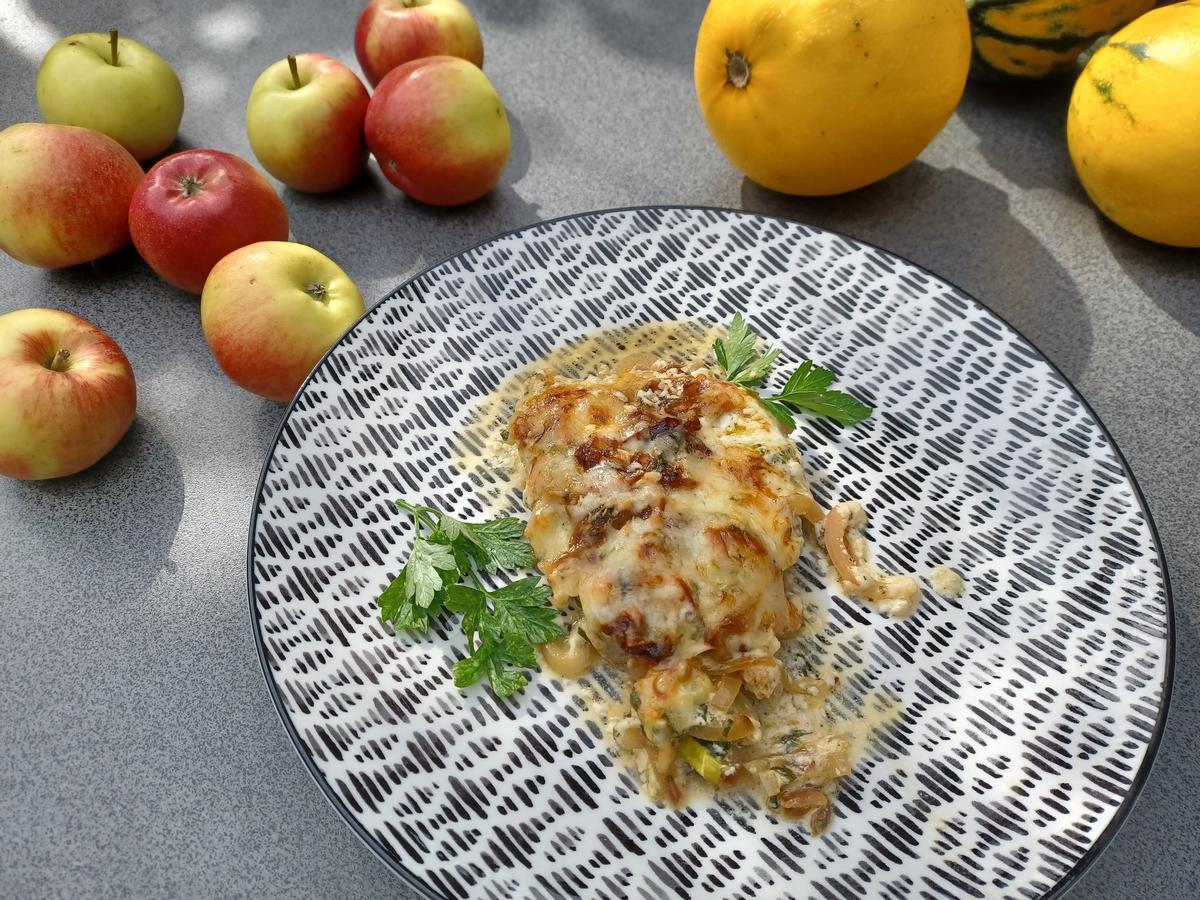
[967,0,1156,79]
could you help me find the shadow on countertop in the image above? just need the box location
[956,76,1080,195]
[480,0,703,68]
[1098,216,1200,337]
[739,162,1094,384]
[2,415,184,601]
[475,0,549,28]
[43,247,212,381]
[577,0,701,70]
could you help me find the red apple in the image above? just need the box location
[0,123,143,269]
[364,56,510,206]
[200,241,365,402]
[129,149,289,294]
[245,53,370,193]
[355,0,483,87]
[0,308,136,480]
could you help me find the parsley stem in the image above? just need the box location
[396,499,439,533]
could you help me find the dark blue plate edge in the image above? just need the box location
[243,205,1176,900]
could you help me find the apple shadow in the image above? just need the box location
[250,392,290,449]
[1098,214,1200,337]
[43,243,146,284]
[1,415,184,605]
[738,162,1093,382]
[499,108,533,187]
[955,77,1081,194]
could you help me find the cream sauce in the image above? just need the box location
[929,564,965,598]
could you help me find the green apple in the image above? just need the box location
[245,53,370,193]
[37,28,184,162]
[200,241,365,402]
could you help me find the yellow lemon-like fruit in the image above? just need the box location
[1067,2,1200,247]
[694,0,972,196]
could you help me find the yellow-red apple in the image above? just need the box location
[355,0,483,87]
[246,54,370,193]
[0,308,136,480]
[200,241,365,402]
[129,149,289,294]
[37,28,184,162]
[364,56,510,206]
[0,123,143,269]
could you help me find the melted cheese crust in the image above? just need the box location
[509,362,815,697]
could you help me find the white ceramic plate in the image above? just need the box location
[248,207,1171,899]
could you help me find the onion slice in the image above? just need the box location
[709,674,742,711]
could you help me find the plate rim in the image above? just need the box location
[245,204,1175,900]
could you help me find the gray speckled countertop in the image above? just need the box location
[1,2,1195,898]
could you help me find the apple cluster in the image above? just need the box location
[0,1,511,481]
[253,0,510,205]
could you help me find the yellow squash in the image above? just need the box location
[694,0,971,196]
[1067,2,1200,247]
[969,0,1156,79]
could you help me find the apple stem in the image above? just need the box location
[109,27,119,66]
[49,348,71,373]
[287,55,301,90]
[179,175,205,198]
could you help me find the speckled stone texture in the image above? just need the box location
[0,2,1194,898]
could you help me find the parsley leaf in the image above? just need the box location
[444,577,563,697]
[772,359,872,426]
[780,359,836,396]
[496,629,540,670]
[712,312,755,379]
[380,563,449,634]
[452,634,530,697]
[377,567,409,623]
[449,644,489,688]
[780,728,811,752]
[713,312,780,387]
[437,513,534,573]
[712,316,873,429]
[393,591,444,633]
[772,387,873,427]
[489,577,561,646]
[735,347,781,388]
[376,500,563,700]
[444,584,488,639]
[405,536,457,608]
[758,397,797,432]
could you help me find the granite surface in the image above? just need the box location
[1,1,1195,898]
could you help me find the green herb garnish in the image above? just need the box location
[713,313,872,429]
[376,499,563,698]
[779,728,811,752]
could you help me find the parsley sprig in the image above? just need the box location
[713,313,872,429]
[376,499,563,698]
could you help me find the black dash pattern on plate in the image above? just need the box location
[249,207,1169,900]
